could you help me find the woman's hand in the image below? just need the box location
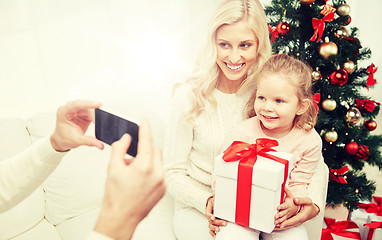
[205,196,227,237]
[274,196,319,230]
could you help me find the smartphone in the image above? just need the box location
[95,108,139,157]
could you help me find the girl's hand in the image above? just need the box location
[275,197,320,230]
[205,196,227,237]
[274,188,299,228]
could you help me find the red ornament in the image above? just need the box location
[355,145,369,161]
[313,93,321,113]
[279,22,290,34]
[330,69,348,86]
[364,119,377,131]
[345,142,359,155]
[268,22,290,42]
[345,16,351,25]
[366,64,378,90]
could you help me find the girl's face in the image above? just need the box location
[254,74,306,138]
[215,21,258,85]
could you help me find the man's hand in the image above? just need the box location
[94,119,166,240]
[50,100,104,152]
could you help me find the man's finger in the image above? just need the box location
[81,136,104,150]
[110,134,131,168]
[67,100,102,112]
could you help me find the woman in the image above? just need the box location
[163,0,326,239]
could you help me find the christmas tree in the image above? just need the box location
[265,0,382,211]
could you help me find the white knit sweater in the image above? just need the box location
[163,84,250,213]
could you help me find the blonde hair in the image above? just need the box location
[181,0,272,122]
[245,53,317,131]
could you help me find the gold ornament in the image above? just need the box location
[346,107,362,125]
[335,26,349,38]
[319,38,338,59]
[324,130,338,142]
[312,70,321,80]
[343,60,355,73]
[322,99,337,111]
[299,0,316,4]
[337,3,351,16]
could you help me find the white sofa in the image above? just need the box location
[0,111,327,240]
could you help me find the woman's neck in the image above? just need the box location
[216,75,244,94]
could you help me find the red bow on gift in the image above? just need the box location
[359,196,382,216]
[313,93,321,113]
[321,217,361,240]
[366,64,378,90]
[222,138,289,227]
[364,221,382,240]
[310,4,336,42]
[329,166,349,184]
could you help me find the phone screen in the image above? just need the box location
[95,108,139,157]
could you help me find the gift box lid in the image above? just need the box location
[215,151,293,191]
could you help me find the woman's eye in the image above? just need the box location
[240,43,251,48]
[219,42,229,48]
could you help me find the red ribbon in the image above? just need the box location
[310,11,335,42]
[222,138,289,227]
[313,93,321,113]
[359,196,382,216]
[329,166,349,184]
[366,64,378,90]
[356,99,381,113]
[364,221,382,240]
[321,217,361,240]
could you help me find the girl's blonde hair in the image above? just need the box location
[181,0,272,122]
[245,53,318,131]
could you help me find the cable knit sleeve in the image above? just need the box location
[163,84,212,213]
[0,137,65,213]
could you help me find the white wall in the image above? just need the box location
[1,0,380,120]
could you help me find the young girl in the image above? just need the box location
[215,53,322,240]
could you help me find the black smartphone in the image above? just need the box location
[95,108,139,157]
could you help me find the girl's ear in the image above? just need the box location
[297,99,310,116]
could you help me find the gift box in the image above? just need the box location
[214,139,293,233]
[362,215,382,240]
[350,196,382,235]
[321,217,361,240]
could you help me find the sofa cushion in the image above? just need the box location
[43,125,109,225]
[0,188,45,239]
[56,207,101,240]
[0,118,31,160]
[26,112,56,143]
[10,218,62,240]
